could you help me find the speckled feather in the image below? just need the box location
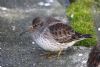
[49,23,79,43]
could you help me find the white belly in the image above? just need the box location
[34,35,76,51]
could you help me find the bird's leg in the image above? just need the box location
[40,51,61,59]
[40,48,64,59]
[57,48,63,59]
[40,51,54,58]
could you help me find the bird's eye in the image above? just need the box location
[32,21,43,28]
[40,22,43,26]
[35,24,37,27]
[33,24,37,27]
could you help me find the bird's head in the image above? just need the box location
[19,17,45,36]
[32,17,45,32]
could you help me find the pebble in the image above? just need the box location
[32,42,35,44]
[82,60,87,64]
[11,26,16,31]
[78,54,83,56]
[0,7,7,10]
[44,3,51,6]
[38,2,44,6]
[98,27,100,31]
[47,0,54,3]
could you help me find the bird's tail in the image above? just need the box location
[80,34,92,38]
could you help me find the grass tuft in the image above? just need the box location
[66,0,97,47]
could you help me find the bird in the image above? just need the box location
[20,16,92,57]
[87,43,100,67]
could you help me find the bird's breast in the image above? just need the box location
[34,34,61,51]
[33,34,77,51]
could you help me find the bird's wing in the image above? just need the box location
[48,23,79,43]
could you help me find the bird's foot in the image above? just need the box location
[40,51,64,59]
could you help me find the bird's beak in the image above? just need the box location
[19,26,33,36]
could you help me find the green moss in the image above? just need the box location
[66,0,97,47]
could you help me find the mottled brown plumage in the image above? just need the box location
[30,16,92,51]
[20,16,92,52]
[49,23,75,43]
